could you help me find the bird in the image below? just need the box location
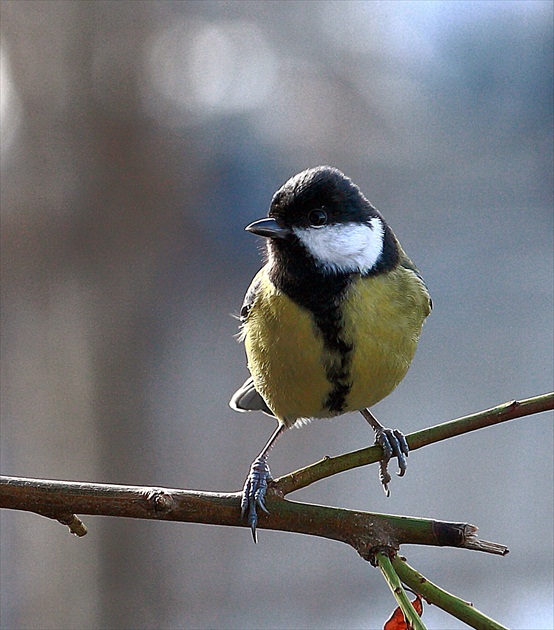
[230,166,432,541]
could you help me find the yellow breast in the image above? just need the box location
[242,265,430,426]
[342,268,430,412]
[243,272,331,423]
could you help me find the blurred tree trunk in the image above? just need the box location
[1,3,198,627]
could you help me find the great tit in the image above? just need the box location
[230,166,432,540]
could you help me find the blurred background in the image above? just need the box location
[1,1,552,628]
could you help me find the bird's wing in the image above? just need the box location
[400,254,433,312]
[239,271,263,324]
[231,269,275,415]
[229,376,275,415]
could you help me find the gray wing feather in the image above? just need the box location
[229,376,274,416]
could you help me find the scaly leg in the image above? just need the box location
[360,408,409,496]
[241,424,287,542]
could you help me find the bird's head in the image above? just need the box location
[246,166,398,276]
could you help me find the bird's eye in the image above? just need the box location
[308,208,328,227]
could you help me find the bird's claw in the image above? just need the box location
[241,456,271,542]
[374,427,409,496]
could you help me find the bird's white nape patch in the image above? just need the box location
[293,217,384,274]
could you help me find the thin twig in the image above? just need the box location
[273,393,554,495]
[391,555,509,630]
[376,551,427,630]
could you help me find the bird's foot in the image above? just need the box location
[374,427,409,496]
[241,456,271,542]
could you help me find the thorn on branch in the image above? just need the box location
[55,512,87,537]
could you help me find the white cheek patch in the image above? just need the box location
[293,218,384,274]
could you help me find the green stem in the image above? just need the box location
[376,551,426,630]
[391,555,509,630]
[274,393,554,496]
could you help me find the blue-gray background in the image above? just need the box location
[1,2,552,628]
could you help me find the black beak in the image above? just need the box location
[245,218,292,240]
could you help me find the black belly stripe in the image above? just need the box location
[268,238,355,414]
[315,310,353,413]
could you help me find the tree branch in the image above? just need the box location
[2,393,551,556]
[0,475,507,558]
[3,394,549,630]
[273,392,554,495]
